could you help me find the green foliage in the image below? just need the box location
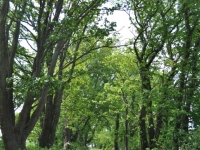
[0,138,4,150]
[1,0,200,150]
[181,128,200,149]
[26,144,62,150]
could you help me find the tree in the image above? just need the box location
[1,0,200,149]
[0,0,115,149]
[58,46,114,149]
[172,1,200,149]
[124,0,179,149]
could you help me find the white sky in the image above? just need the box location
[104,3,133,43]
[108,12,133,42]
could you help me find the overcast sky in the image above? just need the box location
[104,2,133,44]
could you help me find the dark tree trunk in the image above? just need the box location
[139,67,155,150]
[38,37,77,148]
[114,113,119,150]
[39,90,63,148]
[148,100,155,149]
[155,111,162,142]
[139,105,148,150]
[39,95,54,148]
[125,107,129,150]
[63,128,72,149]
[139,81,148,150]
[0,0,63,150]
[0,1,24,149]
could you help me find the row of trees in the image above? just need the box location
[1,0,200,150]
[0,0,117,149]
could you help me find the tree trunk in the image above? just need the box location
[173,6,193,149]
[114,114,119,150]
[63,127,72,149]
[39,38,76,148]
[0,1,18,149]
[39,95,54,148]
[39,90,63,148]
[139,105,148,150]
[148,101,155,149]
[139,67,155,150]
[125,107,129,150]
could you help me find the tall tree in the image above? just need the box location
[173,1,200,149]
[125,0,178,149]
[0,0,115,149]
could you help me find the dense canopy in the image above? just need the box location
[1,0,200,150]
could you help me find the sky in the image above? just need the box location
[105,3,133,43]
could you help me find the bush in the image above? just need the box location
[180,127,200,150]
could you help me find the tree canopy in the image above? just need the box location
[1,0,200,150]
